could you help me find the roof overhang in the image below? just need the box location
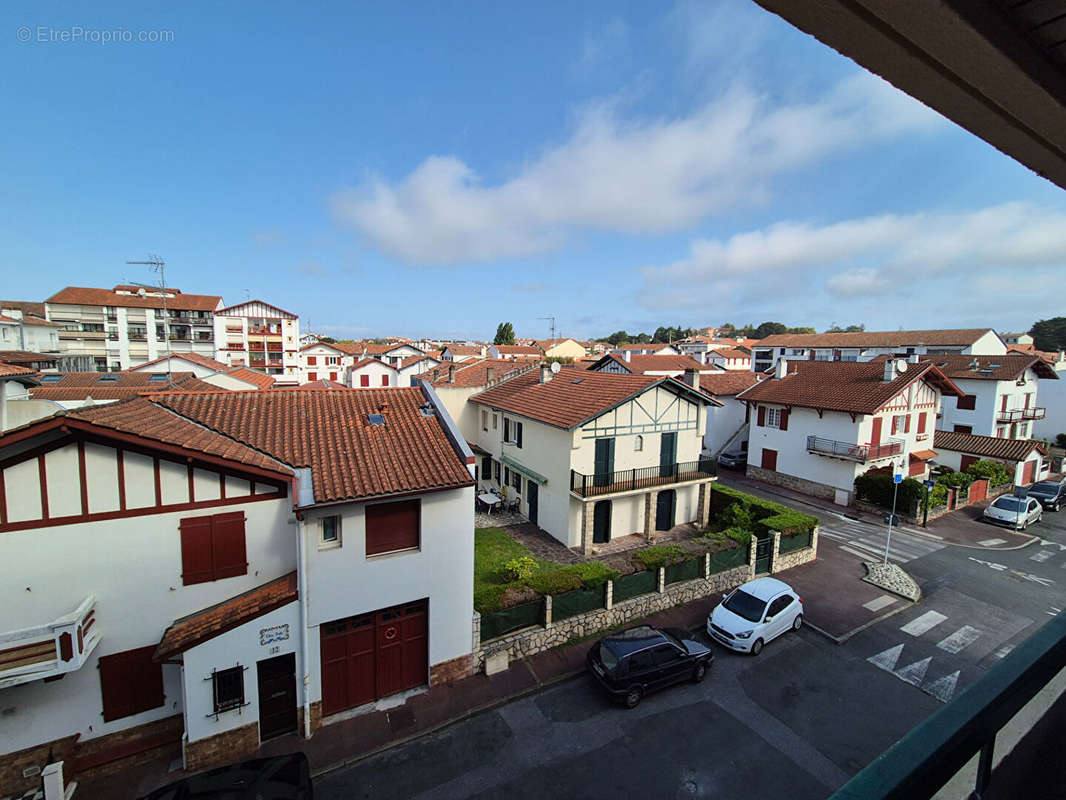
[753,0,1066,190]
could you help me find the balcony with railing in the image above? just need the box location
[1,596,100,690]
[997,407,1045,423]
[807,435,904,462]
[570,459,717,498]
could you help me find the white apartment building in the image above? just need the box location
[45,286,224,372]
[588,353,720,377]
[750,329,1007,373]
[213,300,300,380]
[929,354,1058,439]
[0,306,61,354]
[468,366,719,553]
[738,358,963,506]
[0,387,475,795]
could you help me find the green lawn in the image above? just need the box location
[474,527,618,614]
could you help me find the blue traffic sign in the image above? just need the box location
[924,479,936,488]
[893,473,903,484]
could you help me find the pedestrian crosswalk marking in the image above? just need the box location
[936,626,981,654]
[901,611,948,637]
[820,520,945,565]
[1030,550,1053,563]
[895,657,932,687]
[867,644,903,672]
[863,595,898,612]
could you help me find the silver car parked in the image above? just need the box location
[982,494,1043,530]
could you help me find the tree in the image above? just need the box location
[787,326,816,334]
[753,321,788,339]
[1030,317,1066,352]
[319,336,336,344]
[845,324,865,332]
[494,322,515,345]
[605,330,630,346]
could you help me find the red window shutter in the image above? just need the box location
[779,410,789,431]
[917,413,927,434]
[180,516,215,586]
[871,417,883,444]
[98,646,163,722]
[360,374,369,387]
[308,372,317,381]
[757,406,766,427]
[211,512,247,579]
[760,449,778,471]
[381,375,389,386]
[1001,395,1008,411]
[330,372,338,381]
[307,356,317,366]
[904,415,911,433]
[365,499,420,556]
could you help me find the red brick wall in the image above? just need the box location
[0,734,79,796]
[183,721,259,772]
[429,654,474,686]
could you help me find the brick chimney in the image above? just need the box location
[448,365,455,383]
[540,364,553,383]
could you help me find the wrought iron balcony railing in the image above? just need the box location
[807,435,903,462]
[570,459,717,498]
[997,407,1045,423]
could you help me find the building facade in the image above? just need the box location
[213,301,300,379]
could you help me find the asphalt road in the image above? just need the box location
[316,498,1066,800]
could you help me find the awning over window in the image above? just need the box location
[910,449,938,461]
[502,455,547,485]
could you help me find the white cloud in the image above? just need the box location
[576,18,629,71]
[638,202,1066,312]
[331,71,943,265]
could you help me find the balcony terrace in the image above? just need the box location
[570,459,717,499]
[807,435,904,463]
[997,408,1045,424]
[1,596,100,690]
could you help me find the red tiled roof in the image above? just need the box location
[470,369,703,429]
[352,357,396,372]
[400,354,439,369]
[300,340,366,356]
[128,352,229,372]
[30,372,218,401]
[933,430,1047,462]
[155,572,298,660]
[493,345,542,355]
[444,345,484,356]
[0,300,46,318]
[0,315,20,325]
[68,396,291,473]
[707,348,751,360]
[0,362,36,378]
[226,367,276,389]
[46,286,222,312]
[593,354,706,374]
[216,300,298,319]
[910,449,938,461]
[922,354,1059,381]
[736,360,963,414]
[299,379,349,389]
[153,388,474,503]
[0,350,59,364]
[699,372,764,397]
[430,359,533,388]
[754,329,997,349]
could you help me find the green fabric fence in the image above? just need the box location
[778,531,813,554]
[480,598,544,643]
[613,570,657,603]
[664,556,702,585]
[552,585,606,622]
[708,545,747,574]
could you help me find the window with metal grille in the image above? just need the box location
[212,666,245,713]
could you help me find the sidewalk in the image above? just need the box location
[719,471,1034,550]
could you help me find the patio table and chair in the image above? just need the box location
[477,489,504,515]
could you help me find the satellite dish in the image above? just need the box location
[896,359,908,373]
[550,361,561,374]
[137,288,147,297]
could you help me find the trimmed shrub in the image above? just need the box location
[922,483,948,511]
[633,544,687,570]
[526,562,619,595]
[502,556,537,583]
[718,502,754,530]
[965,459,1011,487]
[854,472,924,513]
[710,484,816,537]
[937,471,975,490]
[761,509,818,537]
[723,526,753,547]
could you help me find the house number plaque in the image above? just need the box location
[259,624,290,646]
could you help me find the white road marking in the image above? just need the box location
[895,657,932,687]
[867,644,904,672]
[820,522,944,564]
[1030,550,1053,563]
[863,595,898,612]
[993,646,1013,659]
[936,626,981,654]
[1047,607,1062,617]
[969,556,1008,571]
[978,538,1007,546]
[840,545,873,560]
[924,671,960,703]
[901,611,948,637]
[1039,539,1066,551]
[1009,570,1054,587]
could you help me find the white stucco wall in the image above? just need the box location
[350,360,398,388]
[1034,366,1066,440]
[939,369,1045,438]
[704,396,748,456]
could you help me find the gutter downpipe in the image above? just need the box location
[297,511,312,739]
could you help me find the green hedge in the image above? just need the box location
[526,562,619,596]
[552,585,606,621]
[480,598,543,642]
[708,546,747,574]
[965,459,1012,487]
[854,472,922,514]
[664,557,702,585]
[710,484,817,537]
[633,544,687,570]
[937,471,975,490]
[613,570,657,602]
[778,530,812,553]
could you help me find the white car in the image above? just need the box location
[706,577,803,655]
[983,494,1043,530]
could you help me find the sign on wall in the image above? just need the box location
[259,624,290,646]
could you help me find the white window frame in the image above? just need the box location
[319,515,342,549]
[766,408,781,428]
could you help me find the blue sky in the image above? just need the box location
[3,1,1065,342]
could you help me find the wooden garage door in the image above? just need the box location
[1021,460,1036,486]
[320,600,428,717]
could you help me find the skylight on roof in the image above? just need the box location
[367,414,386,426]
[148,374,168,382]
[572,378,584,384]
[97,374,119,382]
[41,374,64,383]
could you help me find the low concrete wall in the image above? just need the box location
[747,465,839,502]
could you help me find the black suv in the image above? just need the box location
[1028,480,1066,512]
[587,625,712,708]
[138,753,312,799]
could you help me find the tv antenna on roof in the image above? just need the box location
[538,315,556,342]
[125,255,173,386]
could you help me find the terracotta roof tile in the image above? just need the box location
[299,379,349,389]
[921,354,1058,381]
[736,360,963,414]
[30,372,218,401]
[46,286,222,312]
[0,300,46,318]
[493,345,542,355]
[699,372,765,397]
[0,350,59,364]
[300,340,366,356]
[443,345,484,357]
[155,572,298,660]
[933,430,1047,462]
[400,354,439,369]
[226,367,276,389]
[754,329,997,349]
[0,362,36,378]
[707,348,751,360]
[471,369,692,429]
[153,388,474,503]
[593,354,706,374]
[128,352,230,372]
[351,357,396,371]
[429,359,534,388]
